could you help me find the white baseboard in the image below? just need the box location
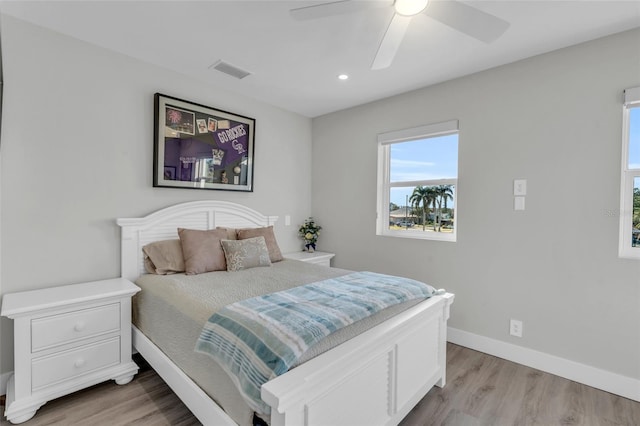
[1,371,11,396]
[448,327,640,402]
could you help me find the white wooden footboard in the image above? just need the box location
[262,292,454,426]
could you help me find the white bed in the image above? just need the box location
[117,200,454,426]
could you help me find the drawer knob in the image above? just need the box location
[74,321,85,332]
[74,358,86,368]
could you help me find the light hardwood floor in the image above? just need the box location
[401,344,640,426]
[2,343,639,425]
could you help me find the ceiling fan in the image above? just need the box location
[290,0,510,70]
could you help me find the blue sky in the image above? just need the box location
[389,134,458,207]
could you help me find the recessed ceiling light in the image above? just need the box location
[338,74,349,80]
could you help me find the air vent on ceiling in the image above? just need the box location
[209,60,252,80]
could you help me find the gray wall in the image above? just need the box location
[0,15,313,374]
[312,29,640,380]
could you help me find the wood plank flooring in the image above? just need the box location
[2,343,639,425]
[400,344,640,426]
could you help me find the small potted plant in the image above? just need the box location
[298,217,322,252]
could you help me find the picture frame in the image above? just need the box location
[153,93,255,191]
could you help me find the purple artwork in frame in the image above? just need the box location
[153,93,255,191]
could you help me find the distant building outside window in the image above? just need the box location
[376,120,458,242]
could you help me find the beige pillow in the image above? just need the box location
[237,226,283,262]
[178,228,227,275]
[221,237,272,272]
[216,227,238,240]
[142,239,185,275]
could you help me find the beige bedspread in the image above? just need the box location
[133,260,422,426]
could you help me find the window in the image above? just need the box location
[377,120,458,241]
[619,87,640,258]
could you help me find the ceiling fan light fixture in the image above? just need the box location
[394,0,428,17]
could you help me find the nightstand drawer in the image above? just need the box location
[32,337,121,390]
[31,303,120,352]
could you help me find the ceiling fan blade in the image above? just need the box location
[290,0,392,21]
[371,13,412,70]
[425,0,510,43]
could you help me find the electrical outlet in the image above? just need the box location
[510,319,523,337]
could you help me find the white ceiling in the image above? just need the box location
[1,0,639,117]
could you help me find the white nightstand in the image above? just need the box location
[284,251,335,267]
[1,278,140,424]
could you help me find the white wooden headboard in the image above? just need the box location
[116,200,278,281]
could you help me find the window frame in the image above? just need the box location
[376,120,459,242]
[619,86,640,259]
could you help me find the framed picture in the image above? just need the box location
[196,119,207,134]
[153,93,255,191]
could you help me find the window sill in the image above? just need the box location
[379,229,456,242]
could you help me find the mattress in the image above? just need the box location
[133,260,423,426]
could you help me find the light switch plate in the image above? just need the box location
[515,196,526,211]
[514,179,527,196]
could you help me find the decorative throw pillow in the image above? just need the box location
[216,227,238,240]
[221,236,272,272]
[178,228,228,275]
[142,239,185,275]
[236,226,283,263]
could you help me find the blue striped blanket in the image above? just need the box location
[194,271,434,414]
